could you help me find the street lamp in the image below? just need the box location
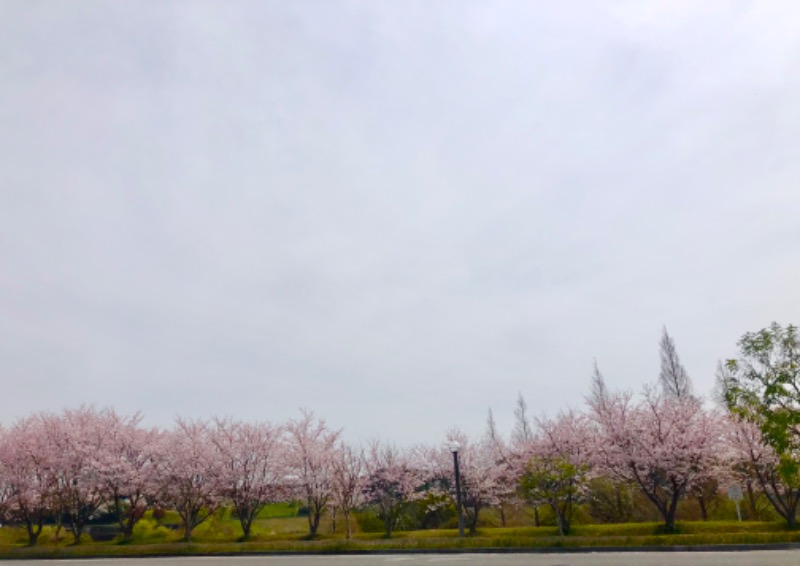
[448,440,465,538]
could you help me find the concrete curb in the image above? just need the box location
[3,543,800,560]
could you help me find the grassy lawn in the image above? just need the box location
[1,512,799,559]
[256,502,303,518]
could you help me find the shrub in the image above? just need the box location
[129,518,175,544]
[191,516,238,542]
[353,509,385,533]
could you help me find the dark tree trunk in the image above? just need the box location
[698,493,708,521]
[122,521,135,543]
[786,493,799,529]
[234,503,257,540]
[69,515,85,544]
[25,519,43,547]
[179,506,213,542]
[54,513,64,542]
[552,496,572,536]
[555,512,570,536]
[467,504,481,535]
[746,480,758,519]
[114,492,147,543]
[114,493,147,542]
[308,506,322,537]
[241,520,252,540]
[663,490,681,533]
[343,509,352,539]
[753,467,799,529]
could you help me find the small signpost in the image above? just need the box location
[727,485,744,522]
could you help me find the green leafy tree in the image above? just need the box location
[519,456,587,536]
[721,322,800,527]
[517,412,592,537]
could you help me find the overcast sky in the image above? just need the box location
[1,1,799,445]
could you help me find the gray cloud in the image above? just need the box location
[2,0,800,443]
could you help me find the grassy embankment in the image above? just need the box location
[1,505,799,559]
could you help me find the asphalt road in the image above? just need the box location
[8,552,800,566]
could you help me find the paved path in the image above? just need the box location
[8,552,800,566]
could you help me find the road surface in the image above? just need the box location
[7,551,800,566]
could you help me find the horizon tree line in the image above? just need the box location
[0,323,798,544]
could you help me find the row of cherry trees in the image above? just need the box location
[0,405,504,545]
[1,328,797,544]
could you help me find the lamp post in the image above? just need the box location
[449,440,465,538]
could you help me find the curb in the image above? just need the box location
[3,543,800,560]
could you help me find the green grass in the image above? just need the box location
[4,530,800,560]
[257,502,301,518]
[1,518,798,559]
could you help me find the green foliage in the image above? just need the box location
[129,519,176,544]
[406,492,456,530]
[150,509,182,526]
[214,507,233,522]
[586,477,635,523]
[353,509,385,533]
[519,456,589,535]
[256,502,301,519]
[353,508,388,535]
[190,516,239,542]
[722,322,800,527]
[724,322,800,456]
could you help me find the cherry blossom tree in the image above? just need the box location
[0,416,56,545]
[725,416,800,527]
[658,329,717,519]
[483,409,517,527]
[284,409,340,537]
[509,394,555,527]
[0,426,10,522]
[363,441,420,537]
[210,418,284,539]
[329,442,365,539]
[518,411,592,536]
[43,407,109,544]
[585,362,636,523]
[96,411,162,542]
[426,430,508,535]
[156,418,224,542]
[588,382,723,532]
